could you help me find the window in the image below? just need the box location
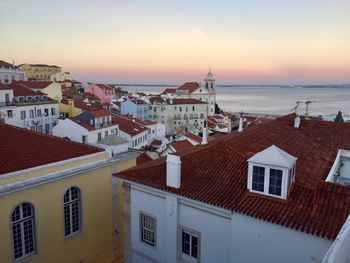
[7,110,13,118]
[20,111,26,120]
[98,133,102,141]
[140,213,156,246]
[5,93,10,104]
[64,187,81,237]
[269,169,283,196]
[45,123,50,133]
[182,230,199,259]
[29,110,34,118]
[192,106,195,111]
[11,202,36,260]
[252,166,265,192]
[82,135,87,144]
[51,108,56,116]
[37,109,42,116]
[105,130,108,137]
[37,125,43,132]
[44,108,49,116]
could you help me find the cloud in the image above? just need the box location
[191,26,205,36]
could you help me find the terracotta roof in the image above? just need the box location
[115,118,350,240]
[277,113,350,150]
[113,115,149,136]
[171,139,193,152]
[136,153,153,165]
[69,115,117,131]
[152,140,162,146]
[118,115,156,126]
[185,133,202,143]
[161,88,177,94]
[95,84,115,91]
[14,80,53,90]
[0,83,48,97]
[0,124,103,175]
[177,82,200,93]
[0,60,15,68]
[88,108,112,117]
[166,98,207,105]
[150,96,164,104]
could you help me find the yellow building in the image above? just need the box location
[19,64,62,80]
[16,80,63,101]
[59,99,84,117]
[0,123,136,263]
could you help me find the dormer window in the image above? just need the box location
[247,145,297,199]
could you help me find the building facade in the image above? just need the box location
[149,98,208,136]
[121,99,149,120]
[84,84,117,104]
[0,60,26,84]
[0,83,59,134]
[115,115,350,263]
[0,123,137,263]
[18,63,62,80]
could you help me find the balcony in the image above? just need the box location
[0,101,15,107]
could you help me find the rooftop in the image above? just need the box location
[166,98,207,105]
[116,117,350,240]
[0,124,103,175]
[177,82,200,93]
[113,115,149,136]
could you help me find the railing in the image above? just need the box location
[0,102,15,107]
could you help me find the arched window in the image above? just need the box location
[64,187,81,237]
[11,202,36,260]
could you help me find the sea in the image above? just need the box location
[117,85,350,120]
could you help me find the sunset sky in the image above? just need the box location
[1,0,349,84]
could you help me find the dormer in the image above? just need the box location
[247,145,297,199]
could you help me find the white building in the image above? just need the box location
[0,82,58,134]
[115,115,350,263]
[160,71,216,116]
[149,98,208,136]
[0,60,26,84]
[113,115,150,149]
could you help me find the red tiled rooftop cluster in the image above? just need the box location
[116,118,350,240]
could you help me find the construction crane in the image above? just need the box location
[291,98,350,118]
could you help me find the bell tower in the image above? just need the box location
[204,69,216,91]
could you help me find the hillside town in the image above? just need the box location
[1,59,350,263]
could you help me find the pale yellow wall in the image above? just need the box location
[0,164,114,263]
[59,101,83,117]
[19,64,62,79]
[43,83,62,101]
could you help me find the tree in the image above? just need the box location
[334,111,344,122]
[215,102,222,114]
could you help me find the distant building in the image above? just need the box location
[0,82,59,134]
[149,98,208,135]
[0,60,26,83]
[18,63,61,80]
[14,80,63,101]
[120,99,149,120]
[84,83,117,104]
[115,115,350,263]
[161,71,217,116]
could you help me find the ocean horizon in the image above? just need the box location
[116,84,350,119]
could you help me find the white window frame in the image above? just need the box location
[180,226,201,263]
[140,212,156,247]
[11,202,36,261]
[63,187,81,238]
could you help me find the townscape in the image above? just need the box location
[0,60,350,262]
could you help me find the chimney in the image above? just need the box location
[238,111,243,132]
[166,154,181,188]
[201,120,208,145]
[294,116,301,128]
[169,99,173,104]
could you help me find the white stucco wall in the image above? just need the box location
[127,184,333,263]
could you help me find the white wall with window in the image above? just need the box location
[124,181,332,263]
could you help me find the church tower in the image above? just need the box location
[204,69,216,92]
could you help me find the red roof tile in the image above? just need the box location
[0,124,103,175]
[88,108,112,117]
[14,80,53,90]
[115,118,350,240]
[171,139,193,152]
[136,153,153,165]
[161,88,177,94]
[185,133,202,143]
[177,82,200,93]
[0,60,15,68]
[166,98,207,105]
[113,115,149,136]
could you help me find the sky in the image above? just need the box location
[0,0,349,85]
